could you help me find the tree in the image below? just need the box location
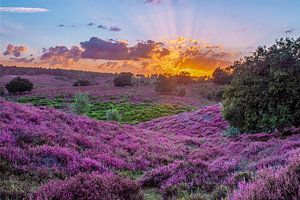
[155,74,174,94]
[175,71,194,84]
[212,67,232,85]
[113,72,133,87]
[5,76,33,94]
[222,37,300,132]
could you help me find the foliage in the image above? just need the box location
[5,76,33,94]
[223,37,300,132]
[212,67,232,85]
[0,87,5,96]
[178,88,186,97]
[32,172,144,200]
[223,126,241,137]
[113,72,133,87]
[231,158,300,200]
[1,98,299,199]
[155,74,174,94]
[193,83,223,101]
[106,108,121,121]
[174,71,195,84]
[88,102,192,124]
[71,93,91,114]
[73,80,91,87]
[17,96,64,108]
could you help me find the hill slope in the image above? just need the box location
[0,98,299,199]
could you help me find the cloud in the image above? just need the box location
[285,29,295,34]
[0,7,49,13]
[10,57,34,63]
[129,40,170,60]
[57,24,76,28]
[236,28,246,33]
[80,37,129,60]
[3,44,27,57]
[144,0,161,4]
[97,25,107,30]
[87,22,94,26]
[109,26,122,32]
[80,37,169,60]
[40,46,82,66]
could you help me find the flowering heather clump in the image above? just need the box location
[0,98,300,199]
[32,172,144,200]
[231,157,300,200]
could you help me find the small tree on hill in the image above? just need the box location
[113,72,133,87]
[5,76,33,94]
[223,37,300,132]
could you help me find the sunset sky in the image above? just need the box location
[1,0,299,76]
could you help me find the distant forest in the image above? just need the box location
[0,64,114,80]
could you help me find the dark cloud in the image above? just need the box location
[80,37,129,60]
[80,37,169,61]
[58,24,65,27]
[40,46,82,66]
[285,29,295,33]
[109,26,122,32]
[87,22,94,26]
[3,44,27,57]
[10,57,34,63]
[129,40,169,60]
[97,24,107,30]
[175,48,233,71]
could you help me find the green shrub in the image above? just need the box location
[105,108,121,121]
[72,80,91,87]
[223,126,240,138]
[5,76,33,94]
[212,67,232,85]
[71,93,90,114]
[211,185,228,200]
[113,72,133,87]
[223,37,300,132]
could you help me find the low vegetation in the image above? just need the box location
[223,38,300,132]
[114,72,133,87]
[72,80,91,87]
[5,76,33,94]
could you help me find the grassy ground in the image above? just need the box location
[10,96,194,124]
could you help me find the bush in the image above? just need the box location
[231,158,300,200]
[106,108,121,121]
[223,38,300,132]
[73,80,91,87]
[5,76,33,94]
[223,126,240,138]
[32,172,144,200]
[178,88,186,97]
[113,72,133,87]
[71,93,90,114]
[212,67,232,85]
[0,87,5,95]
[155,74,174,94]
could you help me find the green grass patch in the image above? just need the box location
[87,102,194,124]
[16,96,65,109]
[117,170,144,180]
[12,96,194,124]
